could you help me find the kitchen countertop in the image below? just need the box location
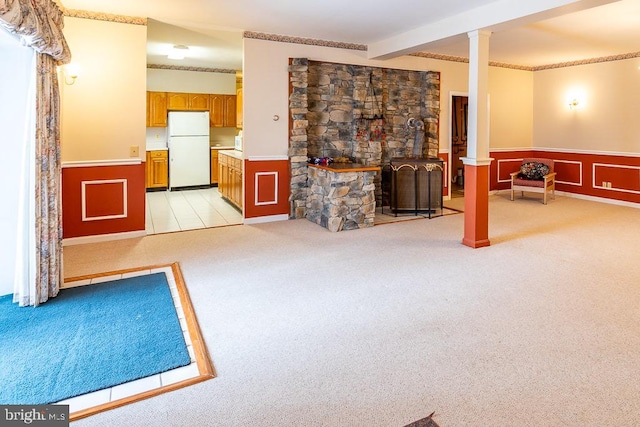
[218,149,244,160]
[146,146,235,152]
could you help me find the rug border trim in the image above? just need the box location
[64,262,215,421]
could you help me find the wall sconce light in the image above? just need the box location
[168,45,189,60]
[62,63,80,85]
[566,89,586,111]
[568,98,580,109]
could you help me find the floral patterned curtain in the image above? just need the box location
[0,0,70,61]
[1,0,70,306]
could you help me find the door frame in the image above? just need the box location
[448,91,468,199]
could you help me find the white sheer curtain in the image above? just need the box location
[1,0,71,306]
[13,53,37,306]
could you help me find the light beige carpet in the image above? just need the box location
[374,206,461,225]
[64,192,640,427]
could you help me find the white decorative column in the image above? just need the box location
[462,30,493,248]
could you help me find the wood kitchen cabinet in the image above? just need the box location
[236,88,243,129]
[224,95,237,128]
[209,95,237,128]
[146,92,167,127]
[218,153,229,197]
[189,93,211,110]
[167,92,210,111]
[218,151,243,209]
[146,150,168,189]
[147,91,235,127]
[166,92,189,110]
[211,150,218,184]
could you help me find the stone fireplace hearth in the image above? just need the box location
[289,58,440,220]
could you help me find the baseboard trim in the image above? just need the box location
[554,191,640,209]
[497,189,639,209]
[243,214,289,224]
[63,230,147,246]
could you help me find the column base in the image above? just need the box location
[462,163,491,248]
[462,237,491,249]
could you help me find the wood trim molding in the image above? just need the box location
[81,179,128,221]
[62,159,142,168]
[554,159,583,186]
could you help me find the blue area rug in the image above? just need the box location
[0,272,191,405]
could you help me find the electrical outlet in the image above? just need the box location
[602,181,607,188]
[130,145,139,157]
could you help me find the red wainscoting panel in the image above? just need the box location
[244,158,290,219]
[62,163,146,238]
[593,163,640,193]
[553,160,583,186]
[490,151,532,191]
[496,158,524,184]
[490,150,640,204]
[437,153,449,197]
[83,180,127,220]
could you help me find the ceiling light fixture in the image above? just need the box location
[168,45,189,60]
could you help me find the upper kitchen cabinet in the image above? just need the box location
[224,95,236,128]
[167,92,210,111]
[189,93,211,110]
[147,91,167,127]
[236,88,243,129]
[236,71,243,129]
[210,94,237,128]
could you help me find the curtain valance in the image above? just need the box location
[0,0,70,63]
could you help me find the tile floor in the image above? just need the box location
[58,266,200,414]
[145,187,243,235]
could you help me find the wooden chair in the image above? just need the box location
[510,158,556,204]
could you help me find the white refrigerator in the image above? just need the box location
[168,111,210,190]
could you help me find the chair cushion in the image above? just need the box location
[513,178,545,187]
[517,162,550,180]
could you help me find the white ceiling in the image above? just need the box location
[60,0,640,70]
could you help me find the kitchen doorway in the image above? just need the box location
[145,187,242,235]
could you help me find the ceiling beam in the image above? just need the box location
[367,0,620,60]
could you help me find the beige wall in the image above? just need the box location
[61,17,146,162]
[147,68,236,93]
[242,38,535,158]
[488,67,534,150]
[533,58,640,154]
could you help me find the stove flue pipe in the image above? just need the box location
[406,117,425,158]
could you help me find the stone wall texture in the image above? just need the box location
[306,167,377,232]
[289,59,440,219]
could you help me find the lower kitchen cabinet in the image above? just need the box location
[146,150,168,189]
[211,150,219,184]
[218,151,243,210]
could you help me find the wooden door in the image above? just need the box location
[236,88,243,129]
[210,150,219,184]
[232,163,243,208]
[189,93,210,110]
[167,92,189,110]
[218,154,229,198]
[210,95,224,127]
[147,92,167,127]
[146,151,168,188]
[224,95,237,127]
